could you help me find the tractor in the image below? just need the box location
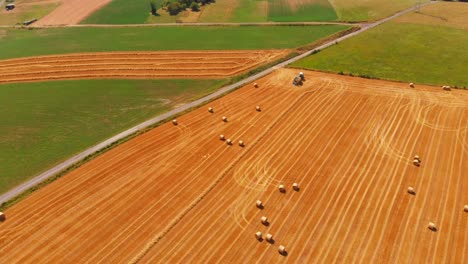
[292,72,305,86]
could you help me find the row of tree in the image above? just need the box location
[150,0,215,16]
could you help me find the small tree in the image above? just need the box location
[190,2,200,11]
[150,1,158,15]
[167,2,183,15]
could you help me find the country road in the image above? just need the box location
[0,21,363,29]
[0,1,434,206]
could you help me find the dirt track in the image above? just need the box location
[0,69,466,263]
[34,0,112,26]
[0,50,289,83]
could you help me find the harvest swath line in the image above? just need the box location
[341,95,419,261]
[87,86,290,259]
[103,81,300,262]
[132,77,311,262]
[278,89,384,261]
[137,70,466,263]
[186,81,346,261]
[431,116,460,264]
[365,95,426,262]
[127,96,297,262]
[2,68,467,262]
[242,87,367,263]
[0,51,289,83]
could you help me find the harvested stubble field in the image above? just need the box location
[34,0,113,26]
[1,69,467,263]
[0,50,289,84]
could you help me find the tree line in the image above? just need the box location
[151,0,215,16]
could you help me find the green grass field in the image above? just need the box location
[196,0,270,23]
[0,79,226,194]
[82,0,150,24]
[79,0,432,24]
[333,0,428,21]
[0,25,349,60]
[268,0,337,22]
[79,0,429,24]
[81,0,337,23]
[291,22,468,87]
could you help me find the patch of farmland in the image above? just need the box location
[0,25,349,60]
[1,69,466,262]
[394,1,468,30]
[35,0,114,26]
[268,0,337,22]
[291,2,468,87]
[0,50,290,84]
[0,78,226,194]
[0,0,61,25]
[331,0,430,21]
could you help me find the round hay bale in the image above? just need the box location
[408,187,416,195]
[414,155,420,161]
[413,159,420,166]
[0,212,5,222]
[238,140,244,147]
[464,205,468,212]
[279,245,286,255]
[279,184,285,193]
[254,83,259,88]
[261,216,268,225]
[256,200,263,208]
[208,107,214,113]
[292,183,299,191]
[219,134,225,141]
[266,233,273,242]
[443,85,451,91]
[172,119,178,125]
[222,116,228,122]
[256,106,261,112]
[428,222,437,231]
[255,231,262,240]
[226,139,232,145]
[409,83,415,88]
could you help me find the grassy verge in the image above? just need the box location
[291,23,468,87]
[0,25,349,60]
[0,79,227,196]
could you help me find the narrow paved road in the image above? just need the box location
[0,21,363,29]
[0,2,434,206]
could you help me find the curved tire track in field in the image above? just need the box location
[0,50,289,84]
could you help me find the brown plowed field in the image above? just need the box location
[0,50,289,84]
[1,69,467,263]
[34,0,113,26]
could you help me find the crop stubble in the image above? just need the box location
[34,0,113,26]
[0,69,466,263]
[0,50,288,84]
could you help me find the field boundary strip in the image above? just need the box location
[0,1,435,206]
